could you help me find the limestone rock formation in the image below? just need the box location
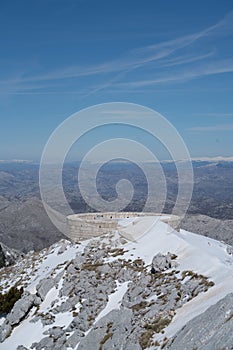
[167,293,233,350]
[0,218,232,350]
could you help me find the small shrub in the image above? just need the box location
[131,301,148,311]
[99,332,113,350]
[0,285,23,315]
[225,312,233,323]
[170,254,178,260]
[144,316,171,333]
[139,330,153,349]
[161,337,169,348]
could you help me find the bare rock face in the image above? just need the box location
[167,293,233,350]
[78,309,134,350]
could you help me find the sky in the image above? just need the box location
[0,0,233,161]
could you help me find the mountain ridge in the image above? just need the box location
[0,217,232,349]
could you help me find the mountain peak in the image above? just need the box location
[0,217,232,349]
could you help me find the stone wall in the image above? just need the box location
[66,212,181,242]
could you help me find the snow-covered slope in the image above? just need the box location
[0,218,232,350]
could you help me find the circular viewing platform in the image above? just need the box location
[66,212,180,242]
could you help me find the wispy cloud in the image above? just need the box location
[0,30,210,86]
[1,11,233,95]
[194,112,233,118]
[115,58,233,88]
[187,123,233,132]
[159,50,215,68]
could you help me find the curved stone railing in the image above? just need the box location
[66,212,180,242]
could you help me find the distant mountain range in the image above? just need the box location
[0,197,64,253]
[182,214,233,246]
[0,159,233,253]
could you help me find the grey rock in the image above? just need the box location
[124,344,141,350]
[117,266,134,282]
[32,336,54,350]
[44,326,65,340]
[54,300,72,313]
[78,309,133,350]
[53,345,67,350]
[29,315,41,324]
[152,252,177,272]
[54,271,64,284]
[36,277,55,300]
[0,322,12,342]
[181,278,204,299]
[66,329,84,348]
[66,313,90,333]
[144,303,160,319]
[59,277,75,297]
[166,293,233,349]
[40,314,55,326]
[227,245,233,255]
[52,334,67,349]
[6,291,37,326]
[72,255,86,268]
[57,241,67,255]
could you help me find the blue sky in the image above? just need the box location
[0,0,233,160]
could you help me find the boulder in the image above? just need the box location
[152,252,177,272]
[6,291,39,326]
[36,277,55,300]
[0,292,41,342]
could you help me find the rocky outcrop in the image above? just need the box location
[151,252,178,272]
[78,309,133,350]
[0,238,222,349]
[167,293,233,350]
[0,292,41,342]
[29,241,216,350]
